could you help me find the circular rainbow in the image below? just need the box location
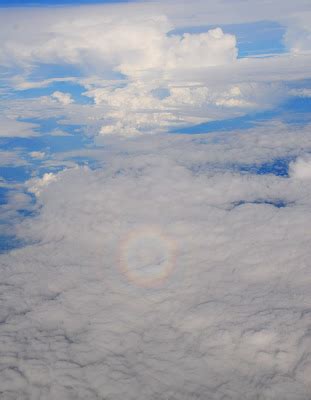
[119,226,177,288]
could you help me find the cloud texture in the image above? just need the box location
[1,125,311,399]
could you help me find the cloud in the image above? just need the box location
[0,2,311,398]
[29,151,45,160]
[11,76,77,91]
[0,150,27,166]
[0,116,38,137]
[289,88,311,97]
[289,155,311,179]
[1,124,311,399]
[51,91,74,105]
[0,3,310,137]
[27,172,58,196]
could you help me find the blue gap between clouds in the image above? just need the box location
[231,199,291,209]
[0,187,37,253]
[173,95,311,136]
[238,158,292,177]
[0,0,132,6]
[169,21,287,58]
[173,92,311,177]
[12,80,93,105]
[0,117,93,184]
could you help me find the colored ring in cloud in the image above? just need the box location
[119,226,176,288]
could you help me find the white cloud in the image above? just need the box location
[1,124,311,399]
[0,116,38,137]
[0,150,27,166]
[289,155,311,179]
[0,3,310,137]
[28,172,58,196]
[29,151,45,160]
[49,128,73,136]
[290,88,311,97]
[11,76,77,91]
[51,91,74,105]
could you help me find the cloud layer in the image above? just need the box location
[1,124,311,399]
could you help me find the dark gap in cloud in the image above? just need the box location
[231,199,292,209]
[29,63,82,80]
[0,189,40,253]
[238,158,291,177]
[0,235,24,253]
[280,96,311,125]
[151,88,170,100]
[186,158,292,178]
[0,118,92,153]
[17,208,38,217]
[13,81,93,105]
[287,78,311,92]
[172,111,276,135]
[0,187,9,205]
[172,94,311,137]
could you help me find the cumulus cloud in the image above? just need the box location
[51,91,74,105]
[27,172,58,196]
[29,151,45,160]
[0,3,310,137]
[289,155,311,179]
[1,124,311,399]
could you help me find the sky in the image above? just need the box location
[0,0,311,399]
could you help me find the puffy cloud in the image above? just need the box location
[51,91,74,105]
[29,151,46,160]
[27,172,58,196]
[1,125,311,399]
[0,3,310,137]
[289,155,311,179]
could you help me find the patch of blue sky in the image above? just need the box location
[12,80,93,104]
[28,63,82,80]
[173,110,277,135]
[0,133,87,155]
[18,117,92,150]
[231,199,291,209]
[0,118,92,183]
[0,235,24,254]
[169,21,287,58]
[0,187,9,205]
[281,97,311,125]
[188,156,292,178]
[174,93,311,136]
[238,157,292,177]
[0,165,32,183]
[0,194,37,253]
[287,78,311,90]
[0,0,132,7]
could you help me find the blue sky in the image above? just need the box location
[0,0,131,6]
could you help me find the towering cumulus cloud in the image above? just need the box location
[0,0,311,399]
